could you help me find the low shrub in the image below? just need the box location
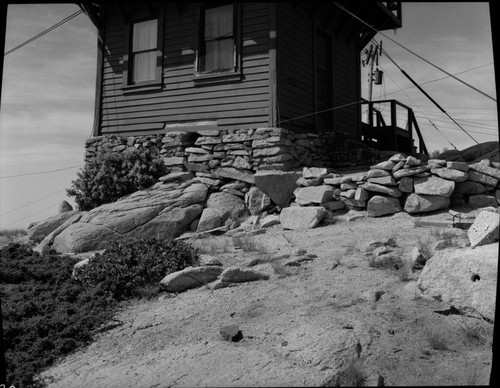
[1,243,116,387]
[75,237,199,300]
[66,149,167,211]
[1,238,198,387]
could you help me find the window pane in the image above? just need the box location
[205,4,233,39]
[133,19,157,52]
[218,38,234,70]
[133,51,157,82]
[203,41,218,72]
[218,4,233,37]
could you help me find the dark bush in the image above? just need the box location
[66,149,167,211]
[75,237,199,300]
[0,243,116,387]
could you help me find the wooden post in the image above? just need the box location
[268,2,278,127]
[390,100,397,150]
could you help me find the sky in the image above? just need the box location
[0,2,498,230]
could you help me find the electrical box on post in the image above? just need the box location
[374,69,383,85]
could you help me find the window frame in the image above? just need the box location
[194,2,242,84]
[122,12,164,93]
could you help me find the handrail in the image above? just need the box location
[361,99,428,155]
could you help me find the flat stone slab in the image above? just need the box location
[280,206,326,230]
[430,167,468,182]
[367,195,402,217]
[254,170,302,208]
[404,193,450,214]
[160,266,224,293]
[219,266,270,283]
[469,162,500,180]
[361,182,402,197]
[413,175,455,197]
[294,186,334,205]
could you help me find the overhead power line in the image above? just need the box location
[4,9,84,56]
[384,62,494,98]
[375,43,480,145]
[0,165,83,179]
[333,2,496,102]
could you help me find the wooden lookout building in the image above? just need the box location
[80,1,425,154]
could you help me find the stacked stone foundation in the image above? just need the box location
[84,127,381,174]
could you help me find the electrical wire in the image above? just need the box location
[1,202,61,229]
[0,165,83,179]
[333,2,496,102]
[384,62,494,98]
[0,189,66,218]
[372,41,480,144]
[4,9,84,56]
[427,119,458,150]
[278,100,364,125]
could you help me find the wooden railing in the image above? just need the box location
[361,99,428,155]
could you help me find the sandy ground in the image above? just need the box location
[39,209,494,387]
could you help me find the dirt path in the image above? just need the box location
[40,210,493,387]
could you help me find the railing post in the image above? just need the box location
[391,100,397,150]
[408,109,413,152]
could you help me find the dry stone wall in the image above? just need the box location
[287,155,500,221]
[84,127,380,175]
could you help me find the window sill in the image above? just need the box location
[194,71,242,85]
[122,82,163,94]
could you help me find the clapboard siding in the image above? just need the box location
[99,3,271,136]
[333,33,360,138]
[276,3,314,131]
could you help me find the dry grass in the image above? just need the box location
[423,325,449,350]
[190,236,233,254]
[455,317,493,346]
[232,234,268,253]
[397,259,413,282]
[415,234,435,261]
[270,261,293,278]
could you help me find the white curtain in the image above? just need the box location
[132,19,158,82]
[203,4,234,72]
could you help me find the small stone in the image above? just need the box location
[447,161,469,172]
[159,171,194,183]
[406,156,421,166]
[366,169,391,179]
[355,187,370,201]
[219,266,270,283]
[303,167,329,179]
[341,182,358,190]
[370,160,395,170]
[367,176,398,186]
[58,201,73,214]
[361,182,402,197]
[367,195,402,217]
[398,177,413,193]
[322,201,345,211]
[220,324,242,341]
[468,194,498,209]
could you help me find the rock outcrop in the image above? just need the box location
[52,180,208,253]
[417,243,498,321]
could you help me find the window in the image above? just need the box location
[123,15,163,91]
[196,3,240,80]
[132,19,158,83]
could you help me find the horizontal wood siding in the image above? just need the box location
[99,3,271,135]
[333,34,360,139]
[277,4,314,132]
